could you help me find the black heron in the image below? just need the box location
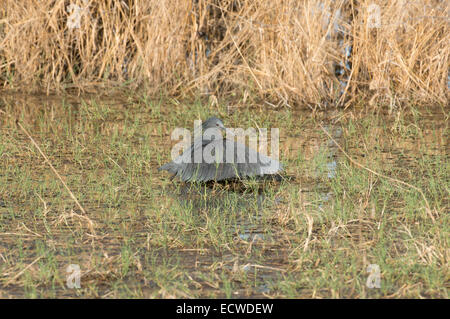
[158,117,283,182]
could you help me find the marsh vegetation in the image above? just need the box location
[0,94,447,298]
[0,0,448,299]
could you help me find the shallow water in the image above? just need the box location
[0,93,447,298]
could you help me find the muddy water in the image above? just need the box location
[0,94,447,297]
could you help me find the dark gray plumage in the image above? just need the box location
[158,117,283,182]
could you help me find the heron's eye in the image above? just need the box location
[216,123,219,126]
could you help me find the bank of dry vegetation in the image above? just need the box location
[0,0,448,107]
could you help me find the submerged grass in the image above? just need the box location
[0,94,448,298]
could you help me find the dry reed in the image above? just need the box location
[0,0,448,107]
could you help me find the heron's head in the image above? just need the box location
[202,117,226,132]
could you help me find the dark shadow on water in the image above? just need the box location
[172,178,282,212]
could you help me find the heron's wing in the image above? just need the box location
[158,138,209,181]
[186,139,282,182]
[159,138,283,182]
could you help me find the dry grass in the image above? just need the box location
[0,0,448,106]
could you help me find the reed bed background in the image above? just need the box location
[0,0,448,107]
